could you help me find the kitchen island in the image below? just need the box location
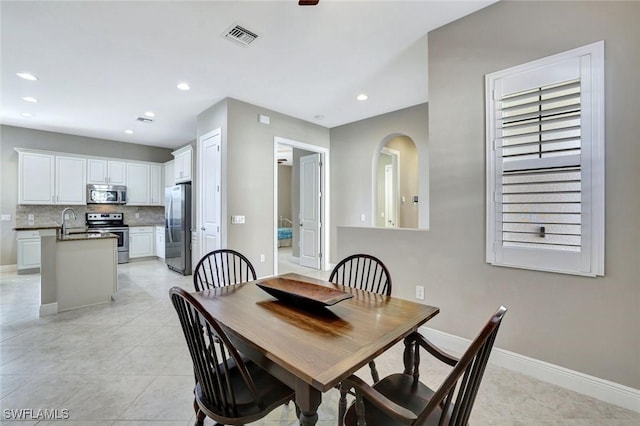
[14,226,118,316]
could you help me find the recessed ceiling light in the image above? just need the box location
[144,111,156,118]
[124,129,134,135]
[177,82,190,91]
[21,112,35,118]
[22,96,39,103]
[356,93,369,101]
[16,72,38,81]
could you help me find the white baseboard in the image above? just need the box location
[39,302,58,317]
[0,264,17,273]
[420,326,640,413]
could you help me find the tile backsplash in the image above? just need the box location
[15,205,165,228]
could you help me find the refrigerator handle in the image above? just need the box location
[167,196,174,244]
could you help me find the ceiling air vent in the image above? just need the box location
[224,24,259,46]
[136,117,154,123]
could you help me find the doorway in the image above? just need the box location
[273,137,330,275]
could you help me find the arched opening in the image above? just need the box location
[373,134,419,229]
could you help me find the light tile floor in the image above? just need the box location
[1,259,638,425]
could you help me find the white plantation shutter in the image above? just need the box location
[486,42,604,276]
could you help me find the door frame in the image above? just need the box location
[198,128,224,264]
[273,136,330,274]
[373,146,400,228]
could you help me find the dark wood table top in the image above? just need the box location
[191,273,440,392]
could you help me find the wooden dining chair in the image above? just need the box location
[330,253,392,382]
[193,249,257,291]
[338,306,507,426]
[170,286,295,426]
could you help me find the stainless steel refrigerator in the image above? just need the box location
[165,183,192,275]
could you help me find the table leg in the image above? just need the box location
[295,379,322,426]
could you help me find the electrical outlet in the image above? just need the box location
[135,212,140,219]
[360,213,366,222]
[415,286,425,300]
[260,254,265,263]
[28,214,35,221]
[0,214,11,222]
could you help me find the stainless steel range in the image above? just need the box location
[86,213,129,264]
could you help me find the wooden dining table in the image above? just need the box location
[190,272,440,425]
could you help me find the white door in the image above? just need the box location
[299,153,321,269]
[384,165,396,227]
[199,130,221,259]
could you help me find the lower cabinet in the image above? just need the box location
[129,227,154,258]
[17,231,41,272]
[155,226,165,260]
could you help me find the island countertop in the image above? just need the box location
[58,232,118,242]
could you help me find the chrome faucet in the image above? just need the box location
[60,207,77,235]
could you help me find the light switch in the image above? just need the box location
[360,214,366,222]
[0,214,11,222]
[258,114,270,125]
[231,215,245,224]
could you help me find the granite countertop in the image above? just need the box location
[126,223,165,227]
[14,225,62,231]
[58,231,118,242]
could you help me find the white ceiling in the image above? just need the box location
[1,1,494,150]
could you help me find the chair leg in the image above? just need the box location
[194,409,206,426]
[368,360,380,383]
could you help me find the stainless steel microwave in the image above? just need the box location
[86,184,127,204]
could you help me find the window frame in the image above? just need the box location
[485,41,605,277]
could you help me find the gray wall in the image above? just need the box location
[337,1,640,390]
[277,165,292,227]
[197,98,330,276]
[0,125,173,266]
[330,103,428,261]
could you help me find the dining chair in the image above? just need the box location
[170,286,295,426]
[330,253,392,382]
[338,305,508,426]
[193,249,257,291]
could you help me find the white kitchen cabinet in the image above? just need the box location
[18,151,54,204]
[129,226,154,258]
[87,159,126,185]
[173,145,192,183]
[126,162,163,206]
[164,160,175,187]
[126,163,150,205]
[17,231,41,272]
[155,226,165,259]
[55,156,86,204]
[150,165,163,206]
[17,149,85,205]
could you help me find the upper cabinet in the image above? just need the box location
[126,163,150,205]
[56,156,87,204]
[17,149,86,205]
[173,145,192,183]
[87,159,126,185]
[15,148,163,206]
[126,163,163,206]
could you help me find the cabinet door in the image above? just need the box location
[126,163,150,205]
[174,149,192,183]
[155,226,165,259]
[108,161,127,185]
[164,160,175,187]
[129,228,154,258]
[150,165,163,206]
[56,156,86,204]
[87,159,108,184]
[18,238,41,270]
[19,152,55,204]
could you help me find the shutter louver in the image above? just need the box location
[498,79,582,253]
